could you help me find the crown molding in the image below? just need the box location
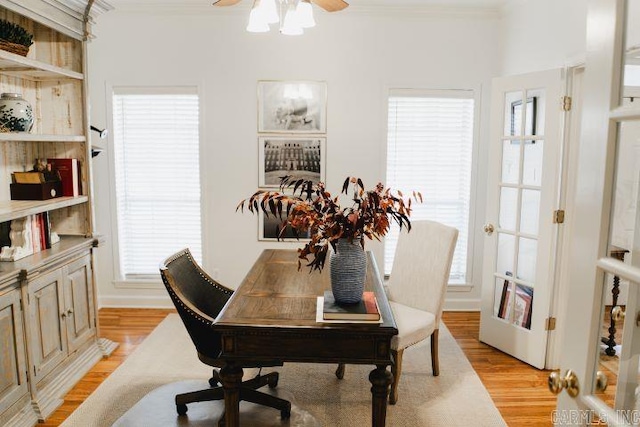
[107,1,501,19]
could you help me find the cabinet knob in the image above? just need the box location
[67,308,73,316]
[61,312,66,319]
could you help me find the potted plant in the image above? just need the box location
[0,19,34,57]
[238,176,420,304]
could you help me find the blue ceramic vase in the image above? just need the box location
[329,238,367,304]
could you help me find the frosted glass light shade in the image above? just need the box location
[296,0,315,28]
[281,4,303,35]
[247,6,269,32]
[260,0,279,24]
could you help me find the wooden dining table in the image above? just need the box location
[215,249,398,427]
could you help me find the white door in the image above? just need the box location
[479,69,564,369]
[555,0,640,424]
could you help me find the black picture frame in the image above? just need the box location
[510,96,537,137]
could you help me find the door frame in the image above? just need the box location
[555,0,627,419]
[546,64,586,370]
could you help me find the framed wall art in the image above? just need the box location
[258,136,326,188]
[258,80,327,133]
[258,210,311,241]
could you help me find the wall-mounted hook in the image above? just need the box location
[90,125,108,139]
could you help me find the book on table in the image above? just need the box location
[322,290,380,321]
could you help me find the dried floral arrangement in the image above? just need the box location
[238,176,421,272]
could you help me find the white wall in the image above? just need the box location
[88,5,500,308]
[499,0,587,75]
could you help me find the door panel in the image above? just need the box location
[0,287,28,414]
[480,68,564,369]
[64,255,95,353]
[28,269,65,381]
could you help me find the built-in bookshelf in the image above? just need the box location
[0,1,113,426]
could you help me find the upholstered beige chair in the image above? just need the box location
[336,220,458,404]
[385,220,458,403]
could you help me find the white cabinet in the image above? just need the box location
[27,253,95,382]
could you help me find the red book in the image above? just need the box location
[48,158,79,197]
[322,291,380,321]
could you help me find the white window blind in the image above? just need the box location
[113,88,202,278]
[385,89,474,283]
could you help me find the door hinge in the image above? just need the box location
[545,317,557,331]
[553,210,565,224]
[562,96,572,111]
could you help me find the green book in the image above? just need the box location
[322,291,380,321]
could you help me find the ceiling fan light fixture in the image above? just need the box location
[296,0,315,29]
[246,1,270,33]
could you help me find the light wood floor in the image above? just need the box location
[41,309,560,426]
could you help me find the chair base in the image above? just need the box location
[176,372,291,422]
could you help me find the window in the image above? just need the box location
[112,87,201,279]
[385,89,475,283]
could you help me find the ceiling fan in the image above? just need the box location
[212,0,349,13]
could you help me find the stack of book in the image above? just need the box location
[318,291,381,322]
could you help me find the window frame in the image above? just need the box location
[106,85,205,288]
[383,87,481,288]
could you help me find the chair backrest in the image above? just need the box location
[160,248,234,359]
[386,220,458,324]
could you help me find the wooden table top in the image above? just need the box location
[216,249,397,333]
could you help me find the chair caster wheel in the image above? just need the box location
[335,364,345,379]
[177,404,188,415]
[209,377,219,387]
[268,372,279,389]
[281,408,291,419]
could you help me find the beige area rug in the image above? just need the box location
[61,314,506,427]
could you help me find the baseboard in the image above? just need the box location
[443,298,481,311]
[98,294,173,309]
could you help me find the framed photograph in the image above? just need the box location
[258,80,327,133]
[510,96,537,137]
[258,210,311,241]
[513,285,533,329]
[259,136,326,188]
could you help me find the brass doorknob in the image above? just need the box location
[548,370,580,398]
[611,306,625,322]
[596,371,608,392]
[483,223,495,235]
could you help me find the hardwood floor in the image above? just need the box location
[442,311,557,426]
[43,309,559,426]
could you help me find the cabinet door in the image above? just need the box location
[0,287,28,415]
[27,269,66,382]
[63,255,95,353]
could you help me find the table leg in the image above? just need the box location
[369,364,392,427]
[220,363,244,427]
